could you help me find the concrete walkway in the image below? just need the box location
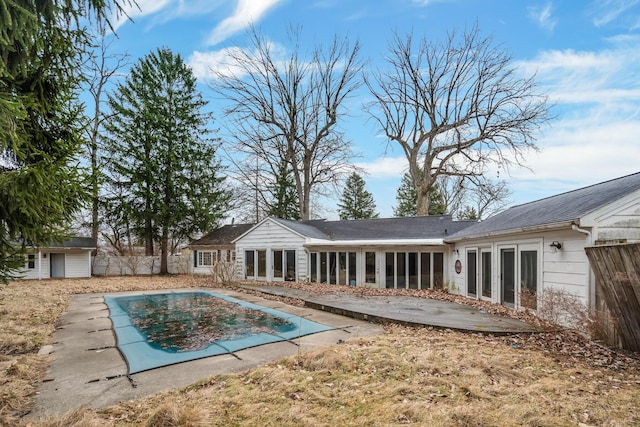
[247,286,540,334]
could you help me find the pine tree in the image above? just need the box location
[0,1,126,280]
[267,160,301,220]
[393,172,446,217]
[338,173,379,220]
[457,206,479,220]
[103,48,232,274]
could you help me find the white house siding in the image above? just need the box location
[21,252,49,280]
[450,228,592,310]
[582,190,640,243]
[234,219,307,282]
[20,250,92,279]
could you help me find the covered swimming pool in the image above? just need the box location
[105,291,334,374]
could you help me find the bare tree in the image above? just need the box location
[213,27,364,220]
[467,176,512,219]
[439,174,512,220]
[83,31,129,247]
[366,25,550,215]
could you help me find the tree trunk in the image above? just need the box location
[160,227,169,275]
[416,182,430,216]
[91,145,98,253]
[145,217,154,256]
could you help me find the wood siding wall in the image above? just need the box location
[234,220,307,282]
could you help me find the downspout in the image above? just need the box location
[38,250,42,280]
[572,222,594,308]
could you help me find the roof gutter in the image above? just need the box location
[305,238,445,247]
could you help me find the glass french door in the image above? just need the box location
[501,248,515,306]
[480,250,492,299]
[467,250,477,297]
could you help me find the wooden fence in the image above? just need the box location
[585,243,640,351]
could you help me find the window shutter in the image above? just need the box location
[193,250,198,268]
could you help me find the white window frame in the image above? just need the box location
[197,250,216,267]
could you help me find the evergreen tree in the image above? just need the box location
[393,172,446,217]
[267,160,301,220]
[0,1,126,280]
[338,173,379,220]
[103,48,232,274]
[457,206,479,221]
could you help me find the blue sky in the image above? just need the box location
[104,0,640,219]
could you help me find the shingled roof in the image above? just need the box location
[191,223,254,246]
[272,215,475,242]
[447,172,640,241]
[48,237,96,249]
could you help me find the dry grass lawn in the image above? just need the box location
[1,276,639,426]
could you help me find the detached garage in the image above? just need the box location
[22,237,95,280]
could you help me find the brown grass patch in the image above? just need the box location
[1,276,639,426]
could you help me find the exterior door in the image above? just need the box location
[500,248,515,306]
[272,250,283,280]
[480,249,492,299]
[257,250,267,280]
[50,253,65,278]
[467,250,477,297]
[285,250,296,281]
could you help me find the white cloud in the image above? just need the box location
[206,0,283,46]
[188,40,288,82]
[517,39,640,105]
[188,48,248,81]
[111,0,172,31]
[514,119,640,181]
[355,156,408,179]
[497,106,640,204]
[110,0,227,32]
[528,2,558,31]
[590,0,640,28]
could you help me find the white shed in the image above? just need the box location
[22,237,95,279]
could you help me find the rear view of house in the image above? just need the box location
[446,172,640,312]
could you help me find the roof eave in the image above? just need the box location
[444,220,578,243]
[305,238,446,247]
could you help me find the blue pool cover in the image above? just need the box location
[104,291,335,374]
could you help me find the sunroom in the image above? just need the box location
[234,216,475,289]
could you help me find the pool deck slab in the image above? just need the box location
[246,285,540,334]
[28,288,383,420]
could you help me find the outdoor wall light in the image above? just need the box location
[550,241,563,250]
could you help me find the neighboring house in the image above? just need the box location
[233,216,475,288]
[445,172,640,312]
[190,223,254,275]
[22,237,95,279]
